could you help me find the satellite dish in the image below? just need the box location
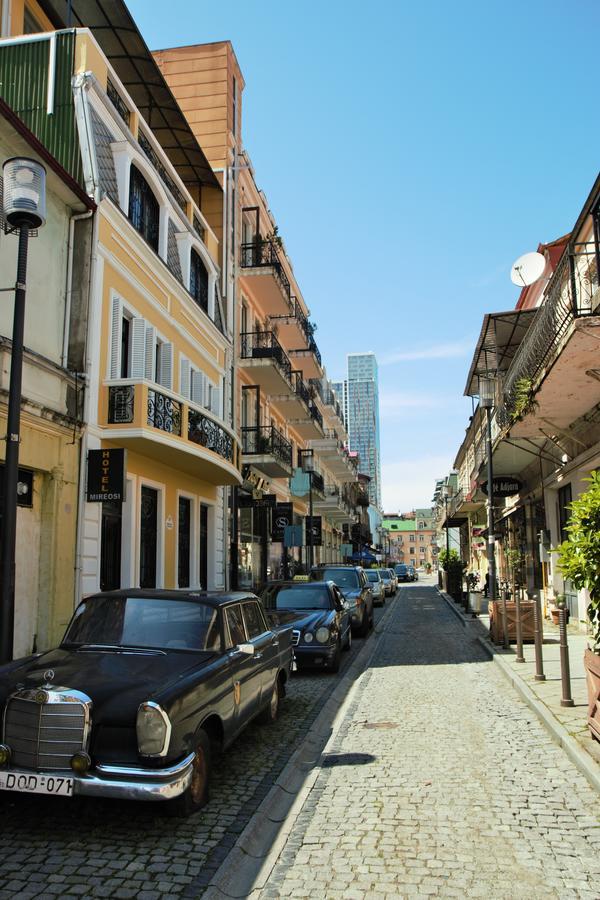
[510,251,546,287]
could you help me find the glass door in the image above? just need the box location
[140,486,158,588]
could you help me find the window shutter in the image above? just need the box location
[158,342,173,389]
[144,326,156,381]
[191,370,205,406]
[130,317,146,378]
[211,382,222,418]
[110,296,122,379]
[180,357,191,400]
[204,379,212,410]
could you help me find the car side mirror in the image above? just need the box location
[343,600,352,611]
[236,642,255,656]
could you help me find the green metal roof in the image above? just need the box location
[382,520,416,532]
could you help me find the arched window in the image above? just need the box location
[129,165,159,252]
[190,248,209,313]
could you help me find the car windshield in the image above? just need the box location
[377,570,389,579]
[395,566,407,573]
[63,596,221,652]
[366,571,380,582]
[313,569,360,590]
[267,586,331,611]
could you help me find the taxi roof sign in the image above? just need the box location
[292,575,310,581]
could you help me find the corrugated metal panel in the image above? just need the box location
[0,32,83,186]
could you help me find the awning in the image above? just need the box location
[464,309,537,397]
[38,0,220,189]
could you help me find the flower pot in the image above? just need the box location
[584,648,600,742]
[551,607,569,626]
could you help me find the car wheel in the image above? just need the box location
[343,627,352,652]
[258,674,281,724]
[330,639,341,673]
[166,729,211,817]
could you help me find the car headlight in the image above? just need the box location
[315,627,330,644]
[136,701,171,757]
[304,632,314,643]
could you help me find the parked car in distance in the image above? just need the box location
[365,569,385,606]
[376,568,394,597]
[0,590,293,815]
[406,565,417,581]
[394,563,410,583]
[386,568,398,593]
[259,580,351,673]
[310,565,374,636]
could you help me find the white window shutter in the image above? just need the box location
[204,379,212,410]
[110,295,122,379]
[158,342,173,390]
[130,317,146,378]
[144,326,156,381]
[191,370,205,406]
[180,357,191,399]
[211,383,221,418]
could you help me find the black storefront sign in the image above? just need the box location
[87,449,126,502]
[272,502,293,542]
[481,476,522,498]
[305,515,322,546]
[238,492,277,509]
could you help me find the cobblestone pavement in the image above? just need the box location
[0,603,389,899]
[260,584,600,899]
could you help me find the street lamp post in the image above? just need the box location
[301,449,315,570]
[0,158,46,665]
[479,373,507,648]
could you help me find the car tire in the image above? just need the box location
[165,729,211,817]
[330,639,341,673]
[258,674,281,724]
[343,628,352,652]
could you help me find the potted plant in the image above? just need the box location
[439,549,466,604]
[550,593,569,626]
[556,470,600,741]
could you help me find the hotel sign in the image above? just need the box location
[87,449,126,502]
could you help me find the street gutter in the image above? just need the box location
[201,596,398,899]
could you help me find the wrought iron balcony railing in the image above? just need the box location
[498,242,600,424]
[308,337,322,368]
[240,240,292,305]
[311,470,325,495]
[309,403,324,431]
[241,425,292,467]
[290,370,311,407]
[188,409,234,462]
[240,331,293,383]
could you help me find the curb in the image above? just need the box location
[476,634,600,795]
[202,595,398,899]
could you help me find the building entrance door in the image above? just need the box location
[100,500,122,591]
[140,486,158,587]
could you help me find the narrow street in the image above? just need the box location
[253,583,600,899]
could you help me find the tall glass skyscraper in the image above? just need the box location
[345,353,381,509]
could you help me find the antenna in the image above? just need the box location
[510,251,546,287]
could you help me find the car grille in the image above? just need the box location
[3,689,90,770]
[291,629,300,646]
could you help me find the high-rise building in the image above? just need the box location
[345,353,381,509]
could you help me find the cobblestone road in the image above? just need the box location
[0,604,388,900]
[260,584,600,899]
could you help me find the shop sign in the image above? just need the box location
[87,449,126,502]
[481,476,522,498]
[305,515,322,546]
[238,492,276,509]
[272,502,293,542]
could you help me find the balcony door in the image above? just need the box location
[199,504,209,589]
[140,486,159,588]
[100,500,122,591]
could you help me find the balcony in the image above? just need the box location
[314,484,353,522]
[103,382,242,485]
[496,242,600,438]
[239,331,293,395]
[289,337,323,380]
[309,430,355,479]
[240,241,294,316]
[241,425,293,478]
[270,298,312,350]
[270,369,312,419]
[289,401,324,440]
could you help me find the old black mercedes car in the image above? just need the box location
[0,590,293,815]
[259,580,351,673]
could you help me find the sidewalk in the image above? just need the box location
[441,591,600,789]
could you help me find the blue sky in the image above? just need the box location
[129,0,600,513]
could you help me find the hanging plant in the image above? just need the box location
[510,377,539,423]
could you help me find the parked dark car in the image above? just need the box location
[0,590,293,815]
[309,565,374,636]
[406,565,416,581]
[395,563,410,582]
[259,580,351,672]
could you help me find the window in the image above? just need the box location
[558,483,573,544]
[129,165,159,251]
[120,316,130,378]
[178,497,191,588]
[190,248,209,313]
[242,601,266,638]
[410,547,415,555]
[419,535,424,542]
[225,605,246,648]
[409,534,415,542]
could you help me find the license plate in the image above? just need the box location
[0,771,74,797]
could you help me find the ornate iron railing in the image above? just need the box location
[291,370,311,407]
[308,336,322,368]
[240,240,292,309]
[498,242,600,424]
[148,390,182,435]
[241,425,292,467]
[188,409,234,463]
[193,214,206,243]
[108,385,135,423]
[311,470,325,496]
[106,78,130,127]
[240,331,293,383]
[138,130,188,215]
[270,297,311,344]
[309,403,323,431]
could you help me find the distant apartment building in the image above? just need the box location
[382,510,437,568]
[345,353,381,508]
